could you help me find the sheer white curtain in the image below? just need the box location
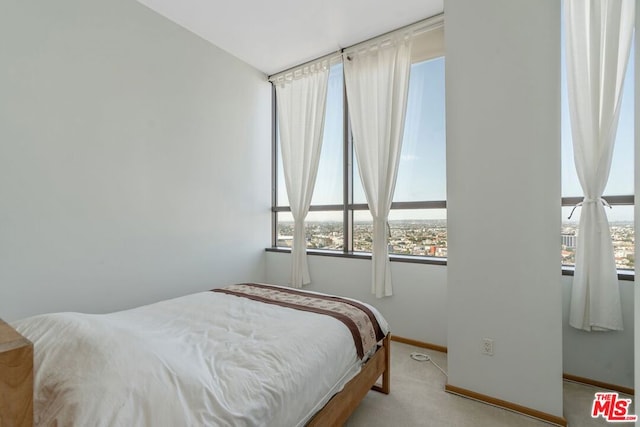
[274,60,330,287]
[565,0,634,331]
[344,33,413,298]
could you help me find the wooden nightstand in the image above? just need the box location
[0,319,33,427]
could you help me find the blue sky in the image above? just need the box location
[354,58,446,205]
[278,59,447,220]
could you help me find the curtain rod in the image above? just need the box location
[268,12,444,82]
[268,50,342,83]
[343,13,444,54]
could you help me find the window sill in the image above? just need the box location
[562,266,634,282]
[266,247,635,281]
[265,247,447,266]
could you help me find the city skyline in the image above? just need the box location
[277,218,634,270]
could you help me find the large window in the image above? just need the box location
[273,36,446,261]
[561,34,635,272]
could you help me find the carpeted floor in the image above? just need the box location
[346,342,634,426]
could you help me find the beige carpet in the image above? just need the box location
[346,342,633,426]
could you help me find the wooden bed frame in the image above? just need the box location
[307,333,391,426]
[0,324,389,427]
[0,319,33,427]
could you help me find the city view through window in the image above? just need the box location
[275,38,634,271]
[561,220,634,271]
[277,214,448,258]
[277,213,632,269]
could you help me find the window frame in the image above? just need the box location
[558,15,635,281]
[270,57,448,265]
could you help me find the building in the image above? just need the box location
[561,234,577,249]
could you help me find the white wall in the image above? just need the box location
[266,252,634,389]
[265,253,448,346]
[445,0,563,417]
[266,255,635,394]
[0,0,271,320]
[562,277,634,389]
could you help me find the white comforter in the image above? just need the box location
[13,289,389,427]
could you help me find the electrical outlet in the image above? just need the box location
[481,338,494,356]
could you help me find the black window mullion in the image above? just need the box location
[271,84,278,247]
[271,62,453,253]
[343,67,353,253]
[561,195,634,206]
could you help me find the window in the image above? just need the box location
[273,28,446,262]
[561,32,634,272]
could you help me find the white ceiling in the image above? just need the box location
[137,0,444,75]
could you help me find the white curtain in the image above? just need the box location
[274,61,330,287]
[344,33,414,298]
[565,0,634,331]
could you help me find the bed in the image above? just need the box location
[9,283,390,426]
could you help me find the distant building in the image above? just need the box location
[276,235,293,247]
[561,234,576,248]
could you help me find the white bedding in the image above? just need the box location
[13,288,389,427]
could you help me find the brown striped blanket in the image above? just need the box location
[212,283,385,359]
